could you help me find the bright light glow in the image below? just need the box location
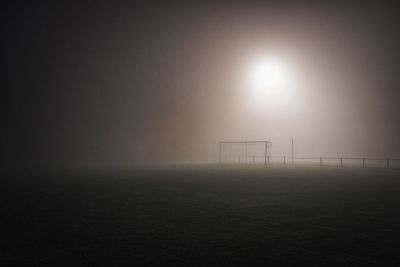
[248,57,290,97]
[244,55,299,115]
[250,61,287,93]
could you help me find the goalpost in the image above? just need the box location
[219,140,272,165]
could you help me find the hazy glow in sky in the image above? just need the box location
[5,2,400,170]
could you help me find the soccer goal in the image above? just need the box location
[219,140,272,165]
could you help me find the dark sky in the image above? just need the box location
[3,1,400,172]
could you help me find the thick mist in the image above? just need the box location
[4,2,400,172]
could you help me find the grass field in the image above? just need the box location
[1,166,400,266]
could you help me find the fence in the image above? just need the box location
[220,155,400,169]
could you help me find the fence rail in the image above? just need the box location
[220,155,400,169]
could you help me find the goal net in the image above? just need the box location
[219,141,272,165]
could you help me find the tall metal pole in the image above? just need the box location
[219,142,222,164]
[245,140,248,164]
[291,138,294,166]
[264,142,268,166]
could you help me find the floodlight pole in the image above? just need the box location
[291,138,294,166]
[264,141,268,166]
[219,142,222,164]
[245,140,248,164]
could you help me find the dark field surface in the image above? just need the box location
[1,166,400,266]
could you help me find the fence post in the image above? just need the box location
[284,156,286,165]
[362,158,365,168]
[387,158,390,169]
[268,156,270,164]
[320,157,322,167]
[340,157,343,167]
[238,156,240,164]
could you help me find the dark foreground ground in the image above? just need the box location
[1,165,400,266]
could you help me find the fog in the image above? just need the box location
[4,2,400,172]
